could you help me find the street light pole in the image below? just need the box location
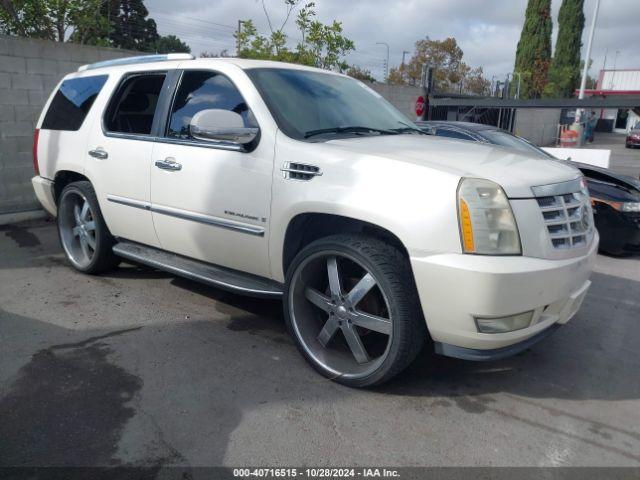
[237,20,243,57]
[402,50,410,66]
[577,0,600,123]
[376,42,390,83]
[513,72,522,99]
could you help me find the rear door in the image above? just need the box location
[85,71,173,247]
[149,67,274,277]
[38,74,109,181]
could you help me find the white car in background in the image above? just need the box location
[31,54,597,387]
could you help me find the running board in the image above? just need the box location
[112,241,283,298]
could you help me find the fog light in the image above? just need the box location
[475,311,534,333]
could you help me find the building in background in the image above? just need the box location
[576,69,640,133]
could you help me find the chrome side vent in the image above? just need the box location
[282,162,322,181]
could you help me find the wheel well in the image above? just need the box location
[282,213,409,275]
[53,171,89,204]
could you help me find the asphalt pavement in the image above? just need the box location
[0,134,639,469]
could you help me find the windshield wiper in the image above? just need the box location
[303,126,398,139]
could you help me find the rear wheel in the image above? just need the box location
[57,181,119,274]
[284,234,426,387]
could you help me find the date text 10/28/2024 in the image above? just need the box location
[233,468,400,478]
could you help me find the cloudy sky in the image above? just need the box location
[148,0,639,83]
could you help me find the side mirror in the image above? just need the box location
[189,109,258,145]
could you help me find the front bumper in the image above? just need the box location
[32,176,57,216]
[410,236,597,356]
[595,208,640,254]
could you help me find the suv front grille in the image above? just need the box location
[537,192,591,249]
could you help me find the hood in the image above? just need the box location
[326,134,581,198]
[574,162,640,192]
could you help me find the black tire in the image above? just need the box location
[284,234,426,388]
[57,181,119,274]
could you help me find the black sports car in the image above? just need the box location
[417,121,640,255]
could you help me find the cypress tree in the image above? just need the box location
[513,0,553,99]
[545,0,585,98]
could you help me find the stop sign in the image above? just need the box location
[415,95,426,117]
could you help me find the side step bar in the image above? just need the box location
[112,240,283,298]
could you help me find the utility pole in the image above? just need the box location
[107,0,110,46]
[577,0,600,124]
[609,50,620,89]
[513,72,522,99]
[401,50,410,66]
[236,20,243,57]
[376,42,390,83]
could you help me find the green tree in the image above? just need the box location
[1,0,106,43]
[200,49,232,58]
[237,1,355,72]
[346,65,375,83]
[544,0,584,98]
[513,0,553,98]
[74,0,159,51]
[388,37,489,94]
[463,66,491,95]
[152,34,190,54]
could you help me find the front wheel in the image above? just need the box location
[284,234,426,387]
[57,181,119,274]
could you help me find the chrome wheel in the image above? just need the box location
[289,251,393,379]
[58,190,97,269]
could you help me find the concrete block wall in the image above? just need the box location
[0,35,138,215]
[367,82,426,120]
[513,108,562,147]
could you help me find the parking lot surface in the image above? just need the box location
[1,217,639,469]
[2,134,639,469]
[590,132,640,179]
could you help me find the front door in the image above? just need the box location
[150,69,273,277]
[86,71,168,248]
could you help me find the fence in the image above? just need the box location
[0,35,137,216]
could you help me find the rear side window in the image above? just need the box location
[41,75,108,131]
[167,70,254,139]
[104,73,166,135]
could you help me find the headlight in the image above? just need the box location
[592,198,640,212]
[457,178,521,255]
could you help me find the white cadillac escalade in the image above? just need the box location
[31,54,597,387]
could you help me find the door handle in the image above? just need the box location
[88,148,108,160]
[155,158,182,171]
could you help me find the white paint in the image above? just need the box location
[542,147,611,168]
[32,57,598,354]
[600,69,640,91]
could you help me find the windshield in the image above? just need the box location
[246,68,417,140]
[479,130,553,159]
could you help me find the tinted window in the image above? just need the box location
[41,75,108,131]
[167,71,254,139]
[246,68,412,140]
[436,128,474,141]
[104,73,166,135]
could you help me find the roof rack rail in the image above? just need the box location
[78,53,194,72]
